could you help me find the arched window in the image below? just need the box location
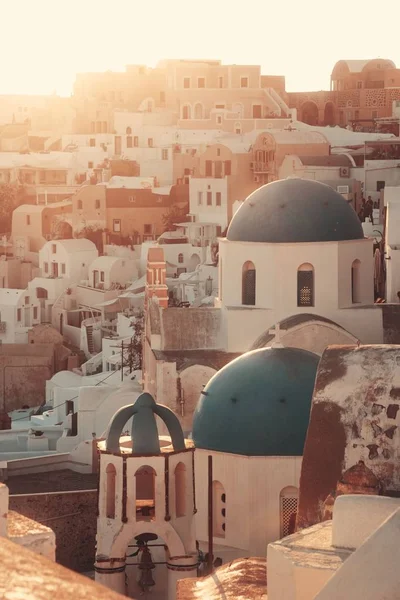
[182,105,191,120]
[234,122,242,135]
[297,263,314,307]
[212,481,226,537]
[351,259,361,303]
[280,486,298,538]
[135,465,156,521]
[175,462,186,517]
[178,253,184,264]
[194,103,203,119]
[106,463,116,519]
[126,126,132,134]
[242,261,256,306]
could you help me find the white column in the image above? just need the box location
[167,555,198,600]
[94,556,126,595]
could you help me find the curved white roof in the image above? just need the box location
[264,129,328,145]
[0,289,26,305]
[13,200,72,215]
[89,256,122,270]
[49,238,97,253]
[293,121,395,146]
[334,59,396,73]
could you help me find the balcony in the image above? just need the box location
[251,161,272,173]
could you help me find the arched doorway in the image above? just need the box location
[280,486,298,538]
[300,101,319,125]
[188,253,200,272]
[36,287,48,322]
[324,102,335,126]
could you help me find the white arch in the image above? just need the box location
[110,520,186,558]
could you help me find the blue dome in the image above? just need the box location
[227,178,364,243]
[192,347,319,456]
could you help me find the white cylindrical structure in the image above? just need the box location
[167,555,198,600]
[94,556,126,595]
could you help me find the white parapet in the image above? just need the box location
[332,494,400,550]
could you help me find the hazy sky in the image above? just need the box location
[4,0,400,96]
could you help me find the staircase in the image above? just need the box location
[86,325,94,355]
[265,88,291,118]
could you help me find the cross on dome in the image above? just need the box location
[269,323,284,348]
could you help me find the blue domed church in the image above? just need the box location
[192,345,319,561]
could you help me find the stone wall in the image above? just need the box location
[0,344,55,411]
[161,308,222,350]
[297,345,400,530]
[9,489,98,572]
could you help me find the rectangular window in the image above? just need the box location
[113,219,121,233]
[25,296,29,305]
[26,215,30,225]
[144,224,152,234]
[216,192,222,206]
[95,199,100,209]
[89,138,96,147]
[52,244,57,254]
[216,115,222,125]
[183,77,190,88]
[240,77,249,88]
[207,191,212,206]
[126,136,132,148]
[148,138,153,147]
[44,262,48,274]
[61,263,66,275]
[100,271,105,282]
[162,149,169,160]
[198,77,205,88]
[357,81,363,89]
[252,105,262,118]
[17,308,21,322]
[134,136,139,147]
[224,160,232,176]
[215,104,225,109]
[218,76,224,88]
[33,306,38,320]
[205,160,213,176]
[297,271,314,307]
[377,181,385,192]
[88,161,94,168]
[198,191,203,205]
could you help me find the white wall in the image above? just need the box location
[385,186,400,301]
[189,177,228,229]
[195,449,302,557]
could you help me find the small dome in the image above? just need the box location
[192,347,319,456]
[227,178,364,243]
[106,392,185,454]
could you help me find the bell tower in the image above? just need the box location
[95,392,197,599]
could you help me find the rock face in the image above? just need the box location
[297,344,400,530]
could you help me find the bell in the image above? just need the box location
[138,546,156,590]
